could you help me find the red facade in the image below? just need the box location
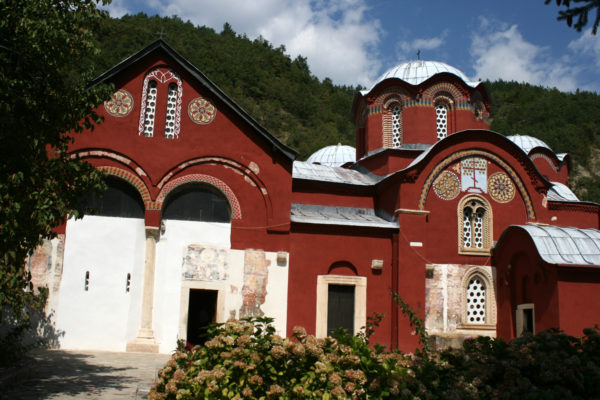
[60,41,600,352]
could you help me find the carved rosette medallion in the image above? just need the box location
[488,172,515,203]
[104,89,134,117]
[433,170,460,200]
[188,97,217,125]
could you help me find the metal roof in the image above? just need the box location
[507,135,552,155]
[291,204,398,229]
[548,182,579,202]
[293,161,381,186]
[306,144,356,167]
[362,60,480,94]
[517,225,600,266]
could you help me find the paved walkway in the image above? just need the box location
[0,349,170,399]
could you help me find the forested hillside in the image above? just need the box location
[92,14,600,202]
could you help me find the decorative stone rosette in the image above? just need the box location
[188,97,217,125]
[433,170,460,200]
[488,172,515,203]
[104,89,134,117]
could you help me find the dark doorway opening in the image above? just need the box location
[187,289,218,346]
[327,284,355,336]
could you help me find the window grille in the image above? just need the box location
[458,196,492,254]
[463,207,473,248]
[143,81,157,137]
[435,103,447,140]
[164,83,178,138]
[466,276,486,324]
[391,105,402,148]
[473,208,485,248]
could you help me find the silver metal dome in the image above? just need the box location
[306,143,356,167]
[364,60,480,94]
[507,135,552,154]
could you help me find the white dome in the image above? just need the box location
[507,135,552,154]
[306,144,356,167]
[368,60,480,91]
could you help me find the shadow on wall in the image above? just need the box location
[0,306,64,365]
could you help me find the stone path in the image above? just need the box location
[0,349,170,399]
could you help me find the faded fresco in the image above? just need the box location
[182,245,229,281]
[239,250,270,318]
[27,235,65,300]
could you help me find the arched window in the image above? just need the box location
[164,83,178,138]
[466,275,486,324]
[138,67,183,138]
[461,268,496,327]
[162,185,231,222]
[142,80,157,137]
[391,105,402,148]
[458,195,492,254]
[382,98,403,148]
[434,95,453,141]
[84,177,145,218]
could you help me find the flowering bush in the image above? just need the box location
[149,317,600,400]
[148,317,421,399]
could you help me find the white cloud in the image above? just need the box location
[399,31,447,54]
[470,18,578,91]
[105,0,382,86]
[100,0,132,18]
[568,28,600,67]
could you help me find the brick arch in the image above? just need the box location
[424,82,464,100]
[156,174,242,219]
[97,166,152,207]
[368,87,410,116]
[418,150,535,220]
[72,149,150,178]
[157,157,270,219]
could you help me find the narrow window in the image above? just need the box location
[327,284,355,336]
[466,276,486,324]
[516,303,535,336]
[125,273,131,293]
[164,83,178,139]
[143,80,157,137]
[463,204,486,249]
[435,103,448,140]
[84,271,90,291]
[391,105,402,148]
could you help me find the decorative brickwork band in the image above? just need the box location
[157,174,242,219]
[97,166,152,207]
[418,150,535,219]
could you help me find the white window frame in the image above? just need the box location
[315,275,366,337]
[178,281,226,343]
[515,303,535,336]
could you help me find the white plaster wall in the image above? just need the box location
[153,220,231,353]
[56,216,146,351]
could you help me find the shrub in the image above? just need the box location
[148,317,424,399]
[148,319,600,400]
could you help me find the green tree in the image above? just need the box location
[0,0,112,361]
[546,0,600,34]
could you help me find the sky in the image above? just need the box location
[103,0,600,92]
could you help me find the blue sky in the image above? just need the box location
[103,0,600,92]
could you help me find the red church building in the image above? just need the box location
[28,40,600,353]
